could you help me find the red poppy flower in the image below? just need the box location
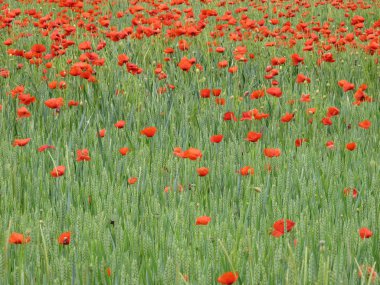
[358,120,371,129]
[58,232,71,245]
[338,80,355,92]
[264,148,281,158]
[18,93,36,105]
[51,166,65,177]
[9,232,31,244]
[238,166,254,176]
[178,39,189,51]
[98,129,106,137]
[68,100,80,107]
[200,89,211,98]
[327,107,340,117]
[252,109,269,120]
[244,132,262,142]
[140,126,157,137]
[280,113,294,123]
[296,74,311,84]
[119,147,129,156]
[271,57,286,65]
[266,87,282,97]
[358,265,377,282]
[326,140,335,149]
[210,134,223,143]
[359,227,372,239]
[250,89,265,100]
[17,107,31,119]
[76,149,91,161]
[300,94,311,102]
[212,89,222,96]
[117,54,129,66]
[343,187,358,198]
[13,138,31,147]
[45,97,64,109]
[38,145,55,152]
[183,148,202,160]
[128,177,138,184]
[195,216,211,225]
[106,267,112,277]
[197,167,209,177]
[173,147,185,158]
[217,272,239,285]
[321,117,333,126]
[346,142,356,151]
[78,41,92,50]
[114,120,126,129]
[271,219,295,237]
[31,44,46,54]
[223,112,237,121]
[178,57,195,72]
[291,53,304,65]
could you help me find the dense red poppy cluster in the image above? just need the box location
[1,0,379,283]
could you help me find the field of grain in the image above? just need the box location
[0,0,379,284]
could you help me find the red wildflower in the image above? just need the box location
[50,166,65,177]
[281,113,294,123]
[217,272,239,285]
[223,112,237,121]
[346,142,356,151]
[197,167,209,177]
[38,145,55,152]
[343,187,358,198]
[178,57,195,72]
[212,89,221,96]
[327,107,340,117]
[338,80,355,92]
[114,120,126,129]
[358,265,377,283]
[359,228,373,239]
[200,89,211,98]
[58,232,71,245]
[98,129,106,137]
[45,97,64,109]
[68,100,79,107]
[238,166,254,176]
[13,138,31,147]
[291,53,304,65]
[271,219,295,237]
[250,89,265,100]
[321,117,333,126]
[195,216,211,225]
[326,141,334,149]
[264,148,281,158]
[358,120,371,129]
[128,177,138,184]
[140,127,157,137]
[76,149,91,161]
[183,148,202,160]
[210,134,223,143]
[17,107,31,119]
[9,232,31,244]
[295,138,308,147]
[106,267,112,277]
[266,87,282,97]
[244,132,262,142]
[119,147,129,156]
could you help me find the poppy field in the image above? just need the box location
[0,0,379,284]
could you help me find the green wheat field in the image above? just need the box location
[0,0,379,284]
